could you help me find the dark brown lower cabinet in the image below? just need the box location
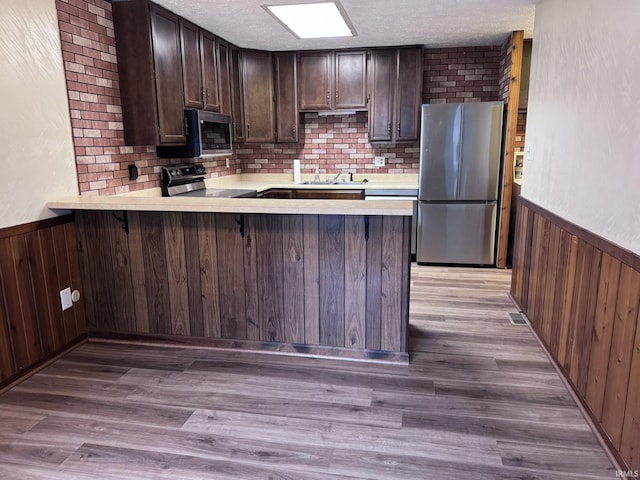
[0,216,86,388]
[75,211,411,359]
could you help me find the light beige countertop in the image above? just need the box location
[203,173,419,191]
[48,173,417,216]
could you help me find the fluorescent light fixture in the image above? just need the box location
[264,2,356,39]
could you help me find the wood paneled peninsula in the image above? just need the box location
[48,181,414,363]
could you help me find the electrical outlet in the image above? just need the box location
[60,287,72,311]
[374,156,385,167]
[225,158,230,168]
[524,144,533,163]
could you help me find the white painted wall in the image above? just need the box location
[0,0,78,229]
[522,0,640,254]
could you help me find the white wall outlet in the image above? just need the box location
[374,156,385,167]
[225,158,230,168]
[524,144,534,163]
[60,287,72,311]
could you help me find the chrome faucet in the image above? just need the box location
[333,169,351,182]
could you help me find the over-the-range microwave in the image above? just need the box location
[157,110,232,158]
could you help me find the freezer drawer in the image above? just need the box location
[417,202,496,265]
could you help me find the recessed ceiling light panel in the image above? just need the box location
[264,1,356,39]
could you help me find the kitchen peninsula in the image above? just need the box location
[48,175,414,363]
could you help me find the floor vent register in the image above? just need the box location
[509,312,530,326]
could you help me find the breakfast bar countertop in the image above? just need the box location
[47,173,418,216]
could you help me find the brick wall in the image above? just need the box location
[236,112,420,176]
[515,111,527,152]
[499,33,513,102]
[55,0,238,196]
[422,47,501,104]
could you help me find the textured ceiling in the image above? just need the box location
[151,0,538,51]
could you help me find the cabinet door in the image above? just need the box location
[150,7,185,144]
[180,20,203,109]
[230,48,245,143]
[217,41,232,116]
[274,52,298,143]
[395,47,423,142]
[368,49,395,142]
[242,51,275,143]
[335,50,367,109]
[299,52,332,111]
[201,31,220,112]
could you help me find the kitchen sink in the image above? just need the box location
[301,179,368,185]
[256,188,365,200]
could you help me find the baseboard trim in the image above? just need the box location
[526,323,627,473]
[0,334,87,394]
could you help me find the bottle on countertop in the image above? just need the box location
[293,159,301,184]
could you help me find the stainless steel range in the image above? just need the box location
[160,164,257,198]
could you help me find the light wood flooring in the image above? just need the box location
[0,266,616,479]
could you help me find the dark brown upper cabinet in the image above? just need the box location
[241,51,275,143]
[298,50,367,112]
[274,52,298,143]
[112,0,185,145]
[230,47,246,143]
[201,32,220,111]
[368,47,423,143]
[335,51,367,109]
[180,21,220,112]
[217,41,232,116]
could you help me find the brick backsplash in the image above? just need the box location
[56,0,514,194]
[236,112,420,176]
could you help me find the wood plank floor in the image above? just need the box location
[0,266,616,479]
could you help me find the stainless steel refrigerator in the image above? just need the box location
[417,102,504,265]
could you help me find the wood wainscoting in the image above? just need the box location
[75,211,411,361]
[511,197,640,471]
[0,216,87,389]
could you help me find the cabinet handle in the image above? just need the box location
[326,91,330,105]
[292,125,296,137]
[397,123,401,135]
[201,87,205,102]
[205,88,209,102]
[387,123,391,136]
[247,124,251,137]
[335,90,339,101]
